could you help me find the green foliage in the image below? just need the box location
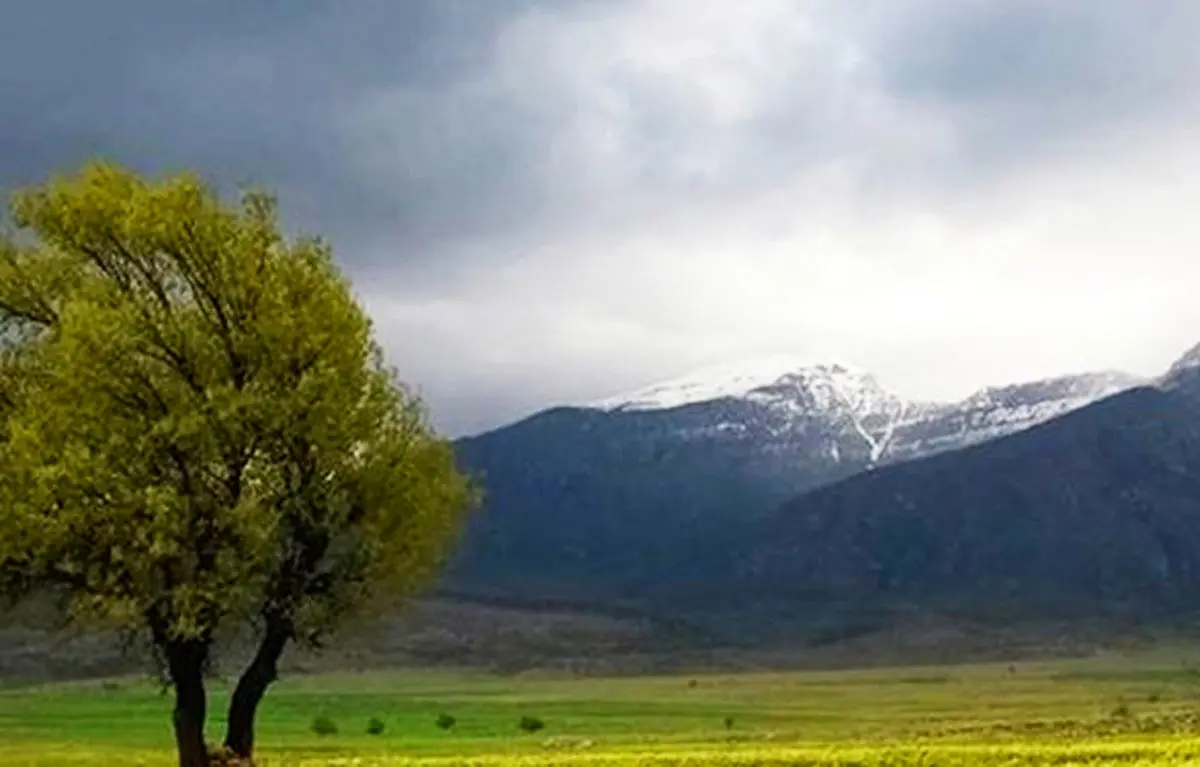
[366,716,386,735]
[436,712,457,730]
[310,715,338,736]
[0,161,474,664]
[519,715,546,733]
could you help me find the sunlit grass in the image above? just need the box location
[6,648,1200,764]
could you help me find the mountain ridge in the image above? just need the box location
[448,354,1151,605]
[584,358,1143,465]
[745,379,1200,627]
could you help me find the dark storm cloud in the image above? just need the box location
[0,0,561,269]
[4,0,1194,271]
[872,1,1200,176]
[885,2,1200,105]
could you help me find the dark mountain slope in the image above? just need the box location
[447,363,1134,603]
[448,400,864,601]
[749,386,1200,619]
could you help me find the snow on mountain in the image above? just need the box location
[956,371,1143,426]
[585,358,1144,465]
[589,355,835,411]
[1163,342,1200,380]
[744,366,913,463]
[1158,343,1200,407]
[887,371,1145,461]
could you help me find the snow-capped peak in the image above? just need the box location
[1166,342,1200,376]
[962,370,1143,408]
[589,355,869,412]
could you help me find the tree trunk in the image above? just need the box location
[223,621,290,759]
[167,640,210,767]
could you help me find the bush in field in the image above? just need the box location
[310,716,339,736]
[366,717,386,735]
[519,715,546,733]
[436,713,457,730]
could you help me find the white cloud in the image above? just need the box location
[348,1,1200,434]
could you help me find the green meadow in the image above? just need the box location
[7,649,1200,765]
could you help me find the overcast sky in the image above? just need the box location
[3,1,1200,435]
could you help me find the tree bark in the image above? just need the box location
[223,620,290,759]
[167,640,211,767]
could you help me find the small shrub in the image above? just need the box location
[366,717,386,735]
[1111,701,1133,720]
[436,713,457,730]
[724,716,735,730]
[519,715,546,733]
[311,715,339,736]
[687,679,698,689]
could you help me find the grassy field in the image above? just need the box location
[6,649,1200,765]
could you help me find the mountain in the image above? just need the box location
[588,357,1141,464]
[448,357,1141,604]
[1162,341,1200,402]
[746,347,1200,625]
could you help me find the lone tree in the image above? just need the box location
[0,162,475,766]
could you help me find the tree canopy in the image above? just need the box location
[0,162,475,766]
